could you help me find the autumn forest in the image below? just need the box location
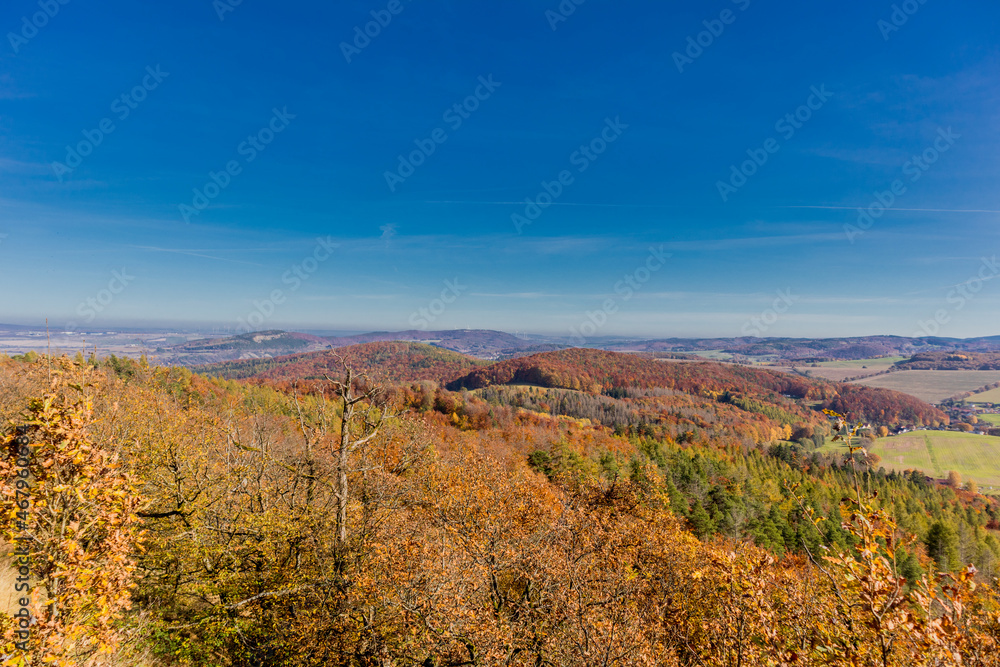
[0,345,998,666]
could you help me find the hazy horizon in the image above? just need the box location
[4,318,1000,344]
[2,1,998,339]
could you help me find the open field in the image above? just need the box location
[770,357,905,382]
[977,413,1000,425]
[0,330,225,361]
[819,431,1000,491]
[969,387,1000,404]
[849,370,1000,404]
[817,356,907,369]
[690,350,735,361]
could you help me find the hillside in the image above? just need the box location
[611,335,1000,360]
[609,335,936,360]
[851,370,1000,404]
[153,328,550,366]
[197,341,488,385]
[154,330,331,365]
[894,351,1000,370]
[2,353,997,665]
[450,348,824,396]
[98,328,1000,369]
[323,328,545,358]
[449,348,947,426]
[834,431,1000,488]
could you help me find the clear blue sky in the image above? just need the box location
[1,0,998,338]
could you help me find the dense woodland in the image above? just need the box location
[447,349,947,426]
[895,352,1000,371]
[0,347,998,666]
[199,342,488,385]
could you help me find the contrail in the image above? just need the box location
[130,245,266,266]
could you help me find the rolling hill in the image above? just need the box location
[154,328,552,365]
[154,330,332,365]
[146,327,1000,368]
[893,351,1000,370]
[850,370,1000,404]
[322,329,546,358]
[197,341,488,385]
[196,345,948,428]
[611,335,1000,360]
[447,348,947,427]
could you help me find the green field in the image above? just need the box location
[976,413,1000,425]
[850,370,1000,404]
[969,387,1000,404]
[819,431,1000,492]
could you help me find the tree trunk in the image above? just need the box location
[335,369,353,548]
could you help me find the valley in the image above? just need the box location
[3,335,1000,664]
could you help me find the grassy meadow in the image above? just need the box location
[969,386,1000,404]
[819,430,1000,492]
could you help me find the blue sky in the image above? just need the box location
[1,0,998,338]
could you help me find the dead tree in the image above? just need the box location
[326,361,395,548]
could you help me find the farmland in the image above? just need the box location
[969,386,1000,404]
[771,357,905,382]
[818,356,908,369]
[689,350,735,361]
[820,431,1000,492]
[849,370,1000,404]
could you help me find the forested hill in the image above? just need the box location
[322,328,537,357]
[448,348,825,395]
[154,330,331,365]
[198,345,947,427]
[142,328,1000,368]
[448,348,947,426]
[0,352,1000,667]
[197,341,488,385]
[894,351,1000,370]
[2,352,997,665]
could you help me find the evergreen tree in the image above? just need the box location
[688,500,715,539]
[925,521,960,572]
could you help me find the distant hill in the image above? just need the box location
[155,330,331,365]
[147,328,1000,368]
[609,335,940,360]
[893,351,1000,370]
[322,329,543,358]
[448,348,946,426]
[157,328,545,366]
[197,341,488,385]
[449,348,815,395]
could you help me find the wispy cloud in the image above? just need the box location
[662,232,844,251]
[469,291,565,299]
[129,245,266,266]
[299,294,401,301]
[0,158,50,174]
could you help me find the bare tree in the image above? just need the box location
[325,359,396,548]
